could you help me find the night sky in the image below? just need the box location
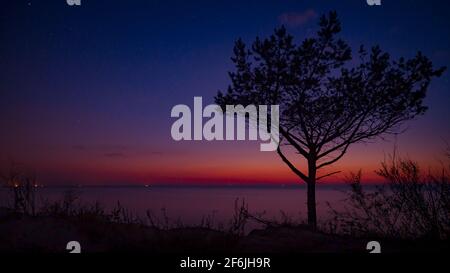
[1,0,449,185]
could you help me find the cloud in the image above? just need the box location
[278,9,317,27]
[72,145,86,151]
[72,144,129,152]
[433,50,450,60]
[71,144,164,158]
[103,152,127,158]
[71,144,128,158]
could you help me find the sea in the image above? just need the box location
[0,185,359,231]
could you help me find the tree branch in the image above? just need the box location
[280,127,309,158]
[316,171,341,181]
[276,146,308,183]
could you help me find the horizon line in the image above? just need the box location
[0,182,385,189]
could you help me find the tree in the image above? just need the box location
[215,11,445,229]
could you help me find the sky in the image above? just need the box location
[0,0,449,185]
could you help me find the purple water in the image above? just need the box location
[0,186,349,230]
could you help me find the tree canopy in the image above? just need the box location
[215,11,445,227]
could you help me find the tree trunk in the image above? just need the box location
[307,159,317,229]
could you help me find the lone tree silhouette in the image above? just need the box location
[215,12,445,229]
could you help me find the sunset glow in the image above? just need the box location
[1,0,449,186]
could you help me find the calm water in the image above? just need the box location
[0,186,350,229]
